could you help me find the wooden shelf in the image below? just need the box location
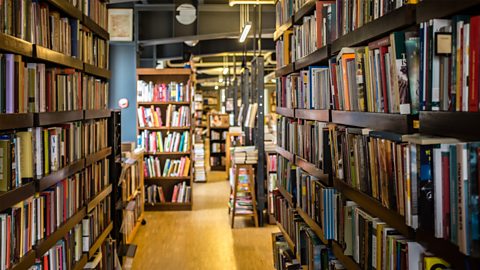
[88,222,113,257]
[138,126,190,131]
[126,214,144,245]
[293,0,316,25]
[331,5,416,53]
[275,146,294,163]
[331,110,415,134]
[277,186,294,206]
[275,107,295,118]
[82,15,109,40]
[45,0,82,20]
[416,0,480,23]
[85,147,112,166]
[276,222,295,252]
[210,165,225,171]
[84,109,111,120]
[0,32,33,57]
[145,176,191,181]
[295,109,330,122]
[72,254,88,270]
[36,110,84,126]
[0,113,33,130]
[8,249,36,270]
[295,208,327,244]
[295,157,330,185]
[87,184,112,212]
[35,207,86,256]
[210,126,229,130]
[210,152,225,155]
[84,63,111,80]
[333,179,413,237]
[275,63,294,77]
[34,45,83,69]
[144,202,192,211]
[38,159,85,191]
[145,151,191,156]
[294,46,330,71]
[274,18,293,41]
[419,111,480,140]
[331,241,361,270]
[137,68,191,76]
[138,101,190,106]
[0,182,36,212]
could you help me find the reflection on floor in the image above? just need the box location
[131,170,279,270]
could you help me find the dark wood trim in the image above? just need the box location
[295,157,330,185]
[331,110,415,134]
[295,109,330,122]
[87,184,112,212]
[275,107,295,118]
[334,179,413,237]
[0,113,35,130]
[293,0,316,25]
[276,221,295,252]
[0,182,36,212]
[416,0,480,23]
[8,249,36,270]
[275,63,295,77]
[144,202,192,211]
[84,63,111,80]
[84,109,112,120]
[296,208,328,244]
[34,45,83,69]
[276,146,294,163]
[331,241,361,270]
[294,46,330,71]
[273,18,293,41]
[278,186,294,206]
[38,159,85,191]
[45,0,82,20]
[72,254,88,270]
[210,126,229,130]
[88,222,113,257]
[36,110,84,126]
[35,207,87,257]
[145,176,191,183]
[82,15,109,40]
[210,165,226,171]
[419,111,480,140]
[331,5,416,53]
[0,33,33,57]
[85,147,112,166]
[138,101,191,106]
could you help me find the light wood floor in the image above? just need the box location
[131,171,279,270]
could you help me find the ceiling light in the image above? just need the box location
[219,76,224,83]
[215,85,219,90]
[223,67,229,75]
[229,0,274,6]
[239,22,252,43]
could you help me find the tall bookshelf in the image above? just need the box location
[273,0,480,269]
[207,112,229,171]
[136,68,193,211]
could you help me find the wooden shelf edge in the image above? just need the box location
[137,68,191,76]
[8,249,36,270]
[86,147,112,166]
[0,182,36,212]
[82,15,109,40]
[275,146,294,163]
[274,19,293,41]
[295,157,330,185]
[125,213,144,245]
[276,221,295,252]
[294,46,330,71]
[38,159,85,191]
[84,63,111,80]
[293,0,316,25]
[331,110,414,134]
[87,184,112,212]
[72,254,88,270]
[275,107,295,118]
[0,33,33,57]
[34,45,83,69]
[331,241,361,270]
[419,111,480,140]
[275,63,294,77]
[144,202,192,211]
[88,222,113,257]
[145,176,191,181]
[36,110,84,126]
[277,186,294,206]
[84,109,111,120]
[295,208,328,244]
[295,109,330,122]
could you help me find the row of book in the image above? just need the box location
[229,167,254,215]
[80,29,109,69]
[193,143,206,182]
[144,156,191,178]
[137,105,191,128]
[296,120,330,170]
[82,196,111,252]
[84,119,108,156]
[137,131,190,153]
[145,182,191,204]
[211,142,225,153]
[84,159,109,203]
[137,81,191,103]
[275,32,293,69]
[83,0,108,30]
[277,116,297,154]
[275,0,294,30]
[211,130,227,140]
[210,156,225,167]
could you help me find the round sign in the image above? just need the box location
[118,98,129,109]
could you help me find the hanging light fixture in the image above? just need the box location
[239,22,252,43]
[239,5,251,43]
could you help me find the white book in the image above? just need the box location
[137,108,145,128]
[463,23,470,111]
[407,242,425,270]
[433,146,443,238]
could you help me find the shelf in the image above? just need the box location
[294,46,330,71]
[72,254,88,270]
[88,222,113,257]
[0,32,33,57]
[85,147,112,166]
[416,0,480,23]
[295,208,327,244]
[145,176,191,181]
[0,182,36,212]
[0,113,34,130]
[82,15,109,40]
[36,110,84,126]
[210,152,225,155]
[274,18,293,41]
[138,126,190,131]
[145,151,191,156]
[333,179,413,237]
[275,63,294,77]
[38,159,85,191]
[295,157,330,185]
[84,63,111,80]
[293,0,316,25]
[137,68,191,76]
[8,249,36,270]
[126,213,144,245]
[138,101,190,106]
[277,186,294,206]
[275,146,294,163]
[45,0,82,20]
[295,109,330,122]
[331,110,415,134]
[331,241,361,270]
[331,4,416,54]
[276,221,295,252]
[419,111,480,140]
[35,207,87,256]
[34,45,83,69]
[210,126,229,130]
[275,107,295,118]
[144,202,192,211]
[210,165,226,171]
[87,184,112,212]
[84,109,111,120]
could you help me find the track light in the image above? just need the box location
[223,67,229,75]
[215,85,219,90]
[229,0,274,6]
[239,22,252,43]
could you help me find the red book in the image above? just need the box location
[172,184,179,203]
[469,16,480,112]
[441,151,450,240]
[6,215,11,269]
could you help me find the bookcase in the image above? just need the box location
[136,68,193,211]
[207,112,230,171]
[273,0,480,269]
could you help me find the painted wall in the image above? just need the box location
[109,43,137,143]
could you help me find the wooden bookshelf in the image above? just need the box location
[274,18,293,41]
[295,208,328,244]
[84,63,111,80]
[293,0,316,25]
[144,202,192,211]
[88,222,113,257]
[331,110,415,134]
[38,159,85,191]
[294,46,330,71]
[275,63,294,77]
[82,15,109,40]
[276,222,295,252]
[0,32,33,57]
[36,110,84,126]
[419,111,480,140]
[34,45,84,69]
[86,147,113,166]
[295,157,330,186]
[275,107,295,118]
[295,109,330,122]
[8,250,36,270]
[275,146,294,163]
[88,184,113,212]
[84,109,112,120]
[278,186,294,206]
[72,254,88,270]
[0,182,36,212]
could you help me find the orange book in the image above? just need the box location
[183,157,191,176]
[283,30,293,65]
[337,48,356,110]
[151,105,159,127]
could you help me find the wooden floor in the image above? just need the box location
[131,171,279,270]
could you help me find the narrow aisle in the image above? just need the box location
[132,171,279,270]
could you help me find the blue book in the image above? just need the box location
[178,132,185,152]
[449,144,458,244]
[469,143,480,256]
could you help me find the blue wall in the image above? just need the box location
[109,43,137,143]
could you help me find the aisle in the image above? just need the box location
[132,171,279,270]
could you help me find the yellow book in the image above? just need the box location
[423,256,450,270]
[17,131,33,180]
[151,105,159,127]
[376,223,385,269]
[183,157,190,176]
[283,30,293,65]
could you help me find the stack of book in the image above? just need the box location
[193,143,206,182]
[232,146,258,164]
[229,168,254,214]
[137,81,191,103]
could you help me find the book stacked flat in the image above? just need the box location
[193,143,206,182]
[232,146,258,165]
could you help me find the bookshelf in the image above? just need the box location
[136,68,193,211]
[207,112,229,171]
[272,1,480,269]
